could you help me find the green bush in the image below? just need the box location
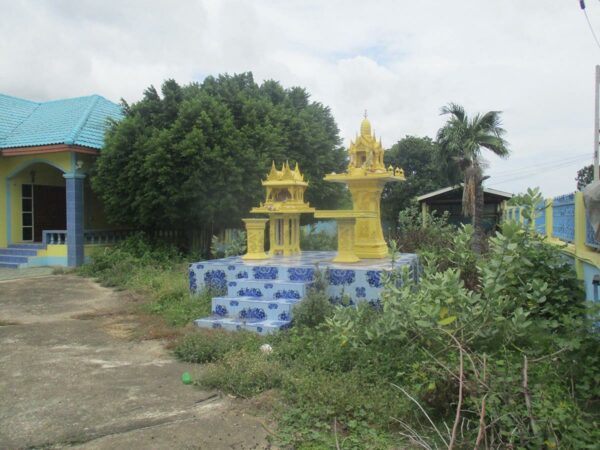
[292,270,334,328]
[394,204,454,254]
[210,231,246,259]
[200,349,283,398]
[300,226,336,251]
[174,328,264,363]
[327,216,598,448]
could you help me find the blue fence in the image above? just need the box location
[552,193,576,242]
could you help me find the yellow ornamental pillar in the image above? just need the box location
[333,218,360,263]
[313,210,377,263]
[574,191,586,279]
[242,218,269,260]
[348,180,388,259]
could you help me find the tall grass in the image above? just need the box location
[78,234,211,327]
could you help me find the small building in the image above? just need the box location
[0,93,123,267]
[417,185,512,232]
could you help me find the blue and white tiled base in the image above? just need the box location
[190,251,419,334]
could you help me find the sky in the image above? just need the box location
[2,0,600,197]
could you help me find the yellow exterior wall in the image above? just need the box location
[1,151,119,253]
[0,152,73,248]
[10,163,66,244]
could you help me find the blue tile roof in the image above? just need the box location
[0,93,123,150]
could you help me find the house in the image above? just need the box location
[0,93,124,267]
[417,184,512,231]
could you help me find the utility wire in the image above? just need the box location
[490,157,589,183]
[489,153,590,177]
[580,0,600,51]
[490,158,587,185]
[489,155,590,181]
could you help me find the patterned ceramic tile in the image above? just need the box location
[191,250,419,334]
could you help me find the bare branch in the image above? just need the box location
[474,394,488,449]
[522,355,537,434]
[448,340,464,450]
[391,383,449,447]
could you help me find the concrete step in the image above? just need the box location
[0,255,29,264]
[194,316,291,335]
[0,262,20,269]
[0,248,39,257]
[8,243,46,250]
[226,279,310,301]
[211,296,299,321]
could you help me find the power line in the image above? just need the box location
[580,0,600,51]
[489,152,590,177]
[489,154,590,181]
[490,158,587,185]
[490,157,589,183]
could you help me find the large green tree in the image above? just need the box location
[93,74,347,250]
[381,135,455,226]
[436,103,509,253]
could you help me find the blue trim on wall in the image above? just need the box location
[64,173,85,266]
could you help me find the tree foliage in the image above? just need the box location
[92,74,347,243]
[437,103,509,253]
[577,164,593,190]
[381,136,455,225]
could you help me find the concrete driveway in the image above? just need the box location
[0,274,271,449]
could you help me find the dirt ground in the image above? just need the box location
[0,274,273,449]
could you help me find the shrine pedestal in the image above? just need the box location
[242,218,269,260]
[314,210,377,263]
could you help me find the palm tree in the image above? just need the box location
[437,103,509,254]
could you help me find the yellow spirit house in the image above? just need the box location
[0,93,123,267]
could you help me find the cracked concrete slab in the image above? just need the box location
[0,275,272,449]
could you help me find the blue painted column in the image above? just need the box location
[63,173,85,266]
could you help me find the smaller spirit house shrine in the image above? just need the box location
[245,161,315,258]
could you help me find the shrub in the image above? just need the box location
[174,328,264,363]
[200,349,283,398]
[292,270,334,328]
[210,231,246,259]
[300,225,337,251]
[394,204,454,254]
[327,217,598,448]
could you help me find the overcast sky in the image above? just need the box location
[2,0,600,196]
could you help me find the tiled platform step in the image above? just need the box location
[194,317,292,335]
[195,280,308,333]
[226,279,310,301]
[212,296,300,321]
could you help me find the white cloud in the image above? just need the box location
[1,0,599,196]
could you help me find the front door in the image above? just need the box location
[33,185,66,242]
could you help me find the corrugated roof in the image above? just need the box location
[0,93,123,150]
[417,184,513,202]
